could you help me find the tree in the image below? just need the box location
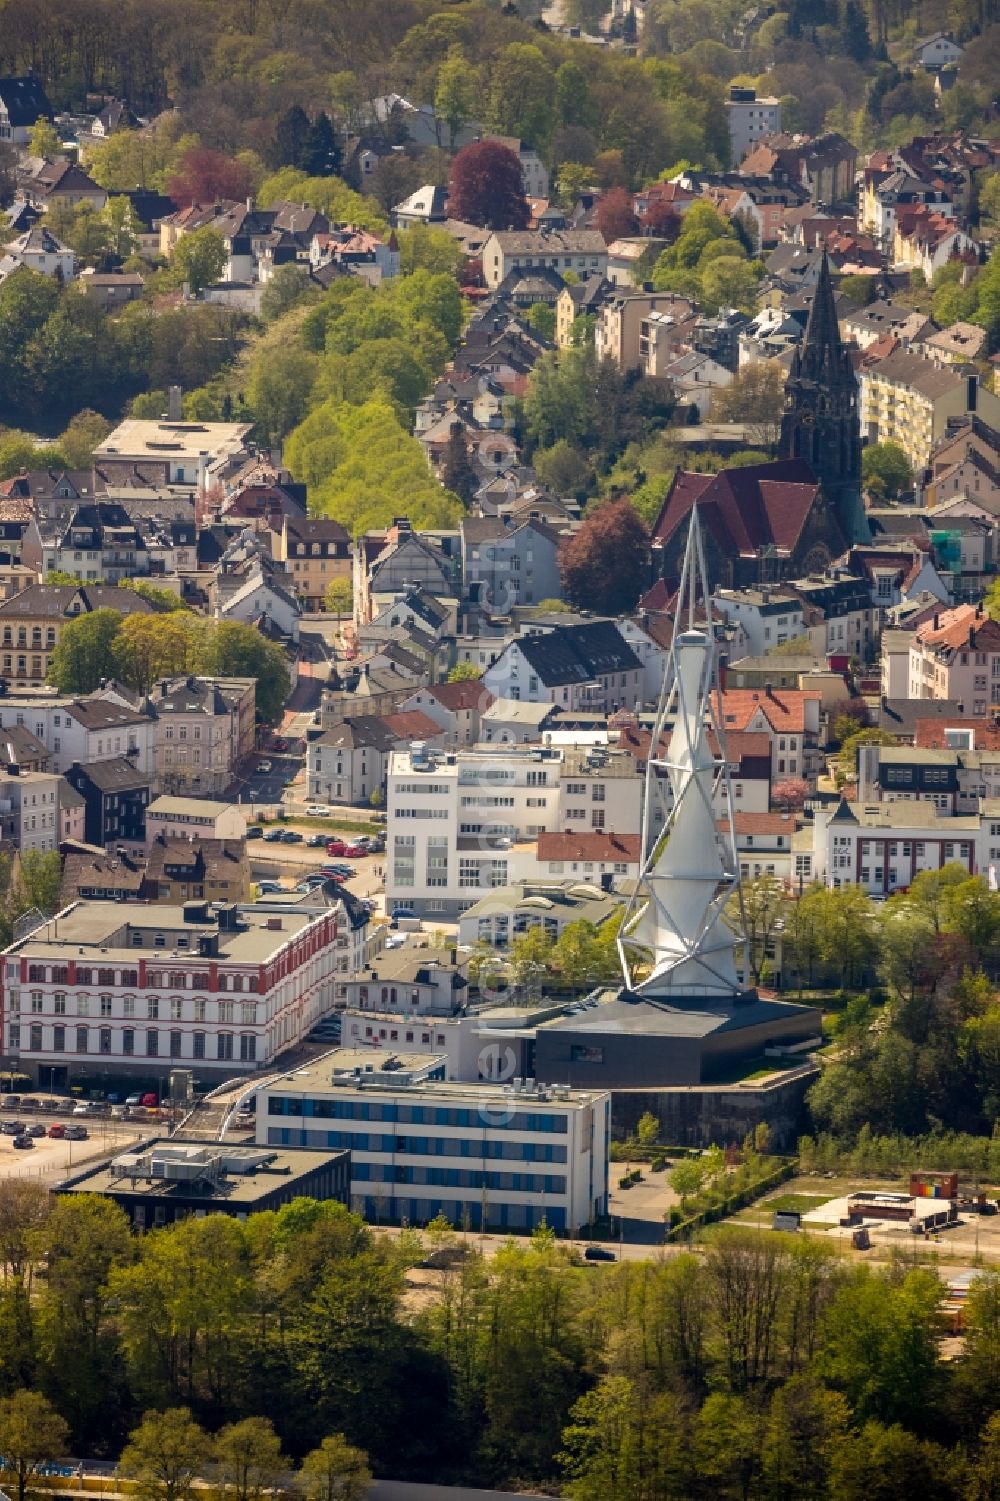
[113,614,199,694]
[271,106,311,170]
[711,361,785,445]
[439,422,478,505]
[701,254,762,314]
[167,149,252,208]
[526,301,556,342]
[534,440,593,497]
[731,873,786,985]
[761,1375,850,1501]
[669,1159,707,1200]
[692,1392,760,1499]
[558,497,648,615]
[0,1391,70,1501]
[196,621,290,725]
[60,409,112,468]
[435,47,478,150]
[324,578,353,616]
[214,1418,285,1501]
[47,608,122,694]
[447,661,481,683]
[773,778,808,813]
[448,140,529,231]
[862,441,913,500]
[820,1267,943,1427]
[557,163,595,210]
[171,227,227,294]
[300,114,341,178]
[595,188,639,243]
[120,1409,212,1501]
[488,43,555,149]
[260,265,316,323]
[18,851,62,916]
[636,1111,659,1147]
[298,1435,371,1501]
[28,119,64,159]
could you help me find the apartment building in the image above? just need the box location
[64,758,151,849]
[483,622,643,713]
[145,796,247,845]
[595,291,693,372]
[0,695,156,780]
[814,797,978,895]
[273,515,352,610]
[0,586,154,688]
[726,87,782,162]
[720,687,823,780]
[92,419,253,493]
[1,899,338,1085]
[481,229,608,291]
[860,353,1000,472]
[143,675,256,796]
[713,588,807,656]
[0,768,60,854]
[908,603,1000,713]
[258,1050,610,1234]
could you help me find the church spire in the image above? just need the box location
[779,243,869,545]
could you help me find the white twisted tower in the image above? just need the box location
[617,506,746,999]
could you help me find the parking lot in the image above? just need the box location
[0,1101,146,1181]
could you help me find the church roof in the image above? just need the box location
[649,458,821,559]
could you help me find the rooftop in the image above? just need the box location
[7,901,319,965]
[57,1138,348,1206]
[94,420,251,463]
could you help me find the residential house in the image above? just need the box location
[65,757,151,849]
[58,780,86,843]
[661,349,732,418]
[842,299,935,352]
[892,204,976,280]
[77,269,144,308]
[60,849,145,903]
[555,274,609,348]
[17,158,107,212]
[461,515,564,616]
[92,418,253,493]
[273,515,351,609]
[354,521,458,626]
[91,98,140,136]
[145,795,247,845]
[143,835,252,905]
[393,184,449,228]
[0,585,154,688]
[458,878,625,948]
[860,166,955,251]
[918,322,987,367]
[143,675,256,796]
[0,76,54,147]
[482,622,644,713]
[524,830,641,884]
[0,226,74,283]
[908,602,1000,713]
[480,698,561,745]
[0,768,60,854]
[481,229,608,291]
[216,565,301,643]
[307,710,443,806]
[719,686,822,780]
[486,137,549,199]
[400,681,495,748]
[914,31,964,68]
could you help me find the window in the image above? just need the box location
[170,1031,182,1057]
[147,1030,158,1056]
[240,1034,257,1062]
[76,1026,88,1053]
[218,1033,234,1060]
[53,1025,65,1052]
[148,997,159,1019]
[100,995,113,1017]
[170,997,183,1021]
[193,1032,205,1059]
[195,999,207,1022]
[123,1029,134,1056]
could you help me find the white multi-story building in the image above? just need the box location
[813,798,979,894]
[0,768,60,854]
[2,899,338,1087]
[726,87,781,162]
[257,1049,610,1234]
[0,694,156,780]
[908,604,1000,714]
[386,743,643,918]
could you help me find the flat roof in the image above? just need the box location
[94,419,251,462]
[266,1049,606,1108]
[57,1137,347,1204]
[7,901,318,964]
[147,796,239,818]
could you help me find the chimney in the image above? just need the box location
[765,681,774,698]
[969,625,976,648]
[933,613,940,629]
[167,385,182,421]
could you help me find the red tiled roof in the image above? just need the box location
[427,681,495,712]
[915,716,1000,748]
[914,602,1000,654]
[728,812,800,836]
[537,830,641,863]
[616,723,771,765]
[378,709,442,740]
[650,459,821,558]
[720,688,821,734]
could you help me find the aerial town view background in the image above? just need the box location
[2,0,1000,1493]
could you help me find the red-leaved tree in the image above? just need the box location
[773,778,809,814]
[448,140,529,230]
[167,148,253,208]
[596,187,639,243]
[558,497,649,615]
[641,200,682,240]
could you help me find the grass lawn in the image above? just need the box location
[765,1192,837,1215]
[257,813,383,836]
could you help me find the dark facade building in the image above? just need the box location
[56,1138,350,1229]
[65,757,150,847]
[533,990,822,1089]
[779,249,869,546]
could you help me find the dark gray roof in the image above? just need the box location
[540,991,820,1040]
[878,696,964,737]
[0,76,53,126]
[514,621,642,687]
[69,756,148,793]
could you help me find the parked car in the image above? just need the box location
[125,1093,143,1107]
[384,934,406,950]
[318,868,347,882]
[26,1123,45,1138]
[281,830,303,843]
[306,804,331,817]
[248,826,264,839]
[72,1103,90,1117]
[326,840,348,856]
[11,1134,33,1150]
[64,1125,88,1140]
[584,1246,616,1262]
[391,907,416,921]
[325,862,353,876]
[48,1123,65,1138]
[259,760,273,772]
[372,810,387,824]
[141,1092,158,1107]
[257,880,284,894]
[0,1121,24,1136]
[0,1096,20,1110]
[263,828,284,842]
[343,844,367,858]
[297,875,327,890]
[367,836,385,854]
[307,833,326,847]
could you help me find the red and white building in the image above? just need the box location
[1,899,338,1086]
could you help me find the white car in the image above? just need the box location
[306,804,331,817]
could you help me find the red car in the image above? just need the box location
[318,868,347,882]
[343,844,367,858]
[326,840,348,856]
[48,1122,65,1138]
[141,1092,158,1108]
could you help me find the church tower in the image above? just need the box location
[779,249,869,544]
